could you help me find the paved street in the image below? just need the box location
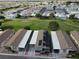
[0,55,73,59]
[0,53,73,59]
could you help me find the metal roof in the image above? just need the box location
[5,29,26,47]
[18,30,32,48]
[51,31,61,49]
[61,31,77,50]
[70,31,79,47]
[30,31,39,45]
[35,30,44,47]
[0,29,14,46]
[56,31,75,50]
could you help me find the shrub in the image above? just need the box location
[36,13,42,18]
[0,22,2,26]
[48,21,59,31]
[5,46,17,53]
[4,19,12,22]
[0,16,5,19]
[69,14,75,19]
[16,14,21,18]
[49,13,55,19]
[1,25,14,30]
[24,26,30,30]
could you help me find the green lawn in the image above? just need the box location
[2,18,52,31]
[57,20,79,31]
[1,18,79,31]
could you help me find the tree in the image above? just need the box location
[69,14,75,19]
[16,14,21,18]
[48,21,59,31]
[0,22,2,26]
[36,13,42,17]
[5,46,17,53]
[1,25,14,30]
[49,13,55,19]
[0,16,5,19]
[24,26,30,30]
[40,2,42,5]
[53,6,56,10]
[51,1,53,3]
[66,1,72,5]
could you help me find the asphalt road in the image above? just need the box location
[0,54,74,59]
[0,55,53,59]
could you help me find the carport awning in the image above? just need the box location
[30,31,38,45]
[51,31,61,50]
[18,30,32,48]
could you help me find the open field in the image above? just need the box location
[57,20,79,31]
[1,18,52,31]
[1,18,79,31]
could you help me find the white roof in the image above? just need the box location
[30,31,39,44]
[51,31,61,49]
[18,30,32,48]
[42,11,50,16]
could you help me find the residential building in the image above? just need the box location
[5,29,26,51]
[35,30,50,53]
[70,31,79,51]
[55,9,68,19]
[74,13,79,19]
[51,31,76,54]
[0,29,14,47]
[18,30,32,51]
[4,10,18,19]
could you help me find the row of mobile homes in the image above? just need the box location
[35,30,51,54]
[2,29,78,56]
[0,29,14,47]
[51,31,76,54]
[18,30,32,51]
[70,31,79,51]
[5,29,27,52]
[35,30,44,52]
[29,31,39,52]
[29,30,51,55]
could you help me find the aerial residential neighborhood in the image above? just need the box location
[1,1,79,20]
[0,0,79,59]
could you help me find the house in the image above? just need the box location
[29,30,44,53]
[70,31,79,51]
[5,29,27,51]
[18,30,32,51]
[65,3,79,14]
[20,9,32,17]
[55,9,68,19]
[56,4,66,10]
[42,11,52,17]
[74,13,79,19]
[6,13,18,19]
[66,9,79,15]
[35,30,50,53]
[0,29,14,47]
[51,31,76,54]
[39,7,46,15]
[55,13,68,20]
[31,10,39,16]
[4,10,18,19]
[29,30,51,55]
[28,30,39,55]
[45,4,54,11]
[31,8,41,16]
[28,30,51,55]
